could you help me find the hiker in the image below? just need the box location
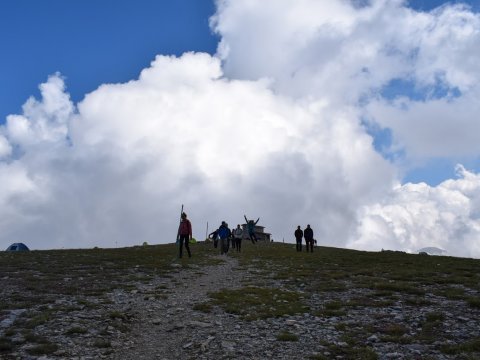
[234,224,243,252]
[304,224,314,253]
[217,221,231,255]
[244,215,259,243]
[177,212,192,258]
[208,230,219,248]
[294,225,303,252]
[228,225,235,251]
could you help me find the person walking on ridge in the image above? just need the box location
[208,229,219,248]
[177,212,192,258]
[294,225,303,252]
[304,224,314,253]
[234,224,243,252]
[244,215,259,244]
[217,221,231,255]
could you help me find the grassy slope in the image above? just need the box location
[1,241,480,358]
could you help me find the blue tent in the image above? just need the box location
[5,243,30,252]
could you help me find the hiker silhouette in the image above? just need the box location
[304,224,314,253]
[294,226,303,252]
[177,212,192,258]
[244,215,259,244]
[217,221,231,255]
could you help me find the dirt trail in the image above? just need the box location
[113,255,244,360]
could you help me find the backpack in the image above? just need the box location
[218,226,230,239]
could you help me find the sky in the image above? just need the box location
[1,0,480,258]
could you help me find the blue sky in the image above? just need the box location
[1,0,480,256]
[411,0,480,10]
[0,0,217,122]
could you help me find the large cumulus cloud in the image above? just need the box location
[213,0,480,160]
[1,0,480,258]
[0,53,393,249]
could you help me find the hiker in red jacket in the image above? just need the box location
[177,212,192,258]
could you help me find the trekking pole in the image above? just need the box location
[205,221,209,241]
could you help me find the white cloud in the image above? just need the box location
[0,135,11,158]
[212,0,417,102]
[367,90,480,158]
[1,1,480,258]
[412,4,480,91]
[5,73,73,149]
[351,165,480,258]
[362,2,480,161]
[0,53,394,250]
[213,0,480,161]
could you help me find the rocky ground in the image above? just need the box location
[112,255,480,360]
[1,244,480,359]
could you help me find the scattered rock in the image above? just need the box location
[190,321,213,328]
[2,253,479,360]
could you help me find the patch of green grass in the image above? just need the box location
[208,286,307,320]
[325,300,343,310]
[276,331,299,341]
[4,328,16,337]
[315,300,347,317]
[154,293,168,300]
[323,344,378,360]
[311,281,347,293]
[26,342,58,355]
[192,302,213,313]
[122,284,138,292]
[65,326,88,335]
[382,323,409,337]
[441,337,480,354]
[77,299,100,309]
[109,310,129,320]
[378,323,411,344]
[372,290,394,297]
[24,312,52,329]
[111,321,130,333]
[435,286,467,300]
[371,281,424,295]
[415,321,442,343]
[93,339,111,348]
[22,331,49,344]
[345,297,372,308]
[425,311,445,323]
[466,297,480,308]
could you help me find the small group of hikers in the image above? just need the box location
[294,224,316,252]
[177,211,318,259]
[208,215,259,255]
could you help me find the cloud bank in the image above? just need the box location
[1,0,480,258]
[351,165,480,258]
